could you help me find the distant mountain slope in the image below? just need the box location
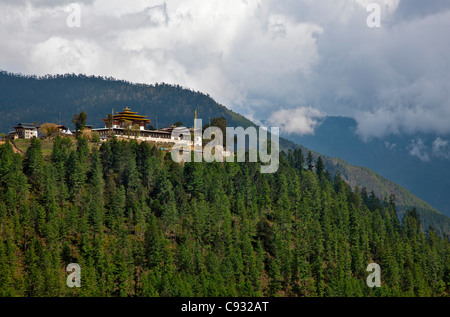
[0,71,448,235]
[286,116,450,218]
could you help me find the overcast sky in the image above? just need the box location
[1,0,450,140]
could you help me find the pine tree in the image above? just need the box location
[306,151,314,171]
[315,156,325,180]
[23,138,44,195]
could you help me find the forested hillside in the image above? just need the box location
[287,116,450,218]
[0,137,448,297]
[0,70,448,236]
[319,153,450,236]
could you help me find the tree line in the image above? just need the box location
[0,137,448,297]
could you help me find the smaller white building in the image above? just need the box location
[13,123,39,139]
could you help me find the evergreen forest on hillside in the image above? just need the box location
[0,137,449,297]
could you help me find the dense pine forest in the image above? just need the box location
[0,136,449,297]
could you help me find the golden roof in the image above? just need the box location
[102,107,150,123]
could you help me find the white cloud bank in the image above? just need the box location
[268,107,324,136]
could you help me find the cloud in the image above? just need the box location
[31,37,102,74]
[384,141,396,150]
[394,0,450,21]
[408,138,430,162]
[405,137,450,162]
[1,0,449,140]
[145,4,169,26]
[432,137,450,159]
[268,107,324,135]
[304,2,450,139]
